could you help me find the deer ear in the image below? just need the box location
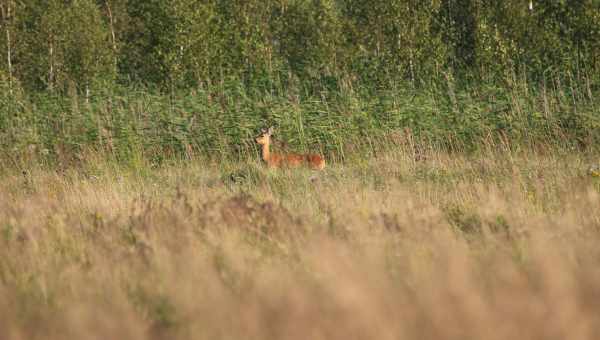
[268,126,275,135]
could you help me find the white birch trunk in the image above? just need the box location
[0,2,13,94]
[105,1,118,73]
[49,40,54,90]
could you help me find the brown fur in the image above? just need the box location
[256,128,325,170]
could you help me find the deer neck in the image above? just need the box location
[260,140,271,162]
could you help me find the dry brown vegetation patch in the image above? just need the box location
[1,150,600,339]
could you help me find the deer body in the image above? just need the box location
[256,127,325,170]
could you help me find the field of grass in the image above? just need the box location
[2,145,600,340]
[3,2,599,337]
[2,74,599,168]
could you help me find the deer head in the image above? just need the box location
[256,126,275,145]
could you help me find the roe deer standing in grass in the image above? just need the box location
[256,127,325,170]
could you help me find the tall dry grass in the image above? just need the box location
[1,146,600,340]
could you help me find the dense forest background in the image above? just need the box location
[0,0,599,165]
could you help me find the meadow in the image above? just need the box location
[2,144,600,340]
[2,1,600,338]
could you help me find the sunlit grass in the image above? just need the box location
[1,145,600,339]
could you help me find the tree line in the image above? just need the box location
[0,0,598,93]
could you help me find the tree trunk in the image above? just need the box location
[0,2,13,94]
[105,0,118,74]
[49,39,54,91]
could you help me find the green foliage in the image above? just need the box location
[0,75,598,166]
[0,0,599,164]
[15,0,113,91]
[273,0,342,79]
[2,0,598,90]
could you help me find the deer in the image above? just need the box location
[255,127,325,170]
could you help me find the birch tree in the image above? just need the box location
[0,0,16,93]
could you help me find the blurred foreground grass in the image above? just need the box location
[1,146,600,339]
